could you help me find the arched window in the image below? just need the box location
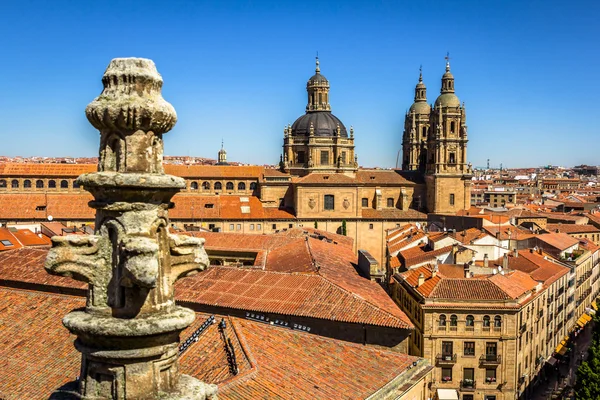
[214,182,222,190]
[494,315,502,327]
[36,180,44,188]
[60,180,69,189]
[466,315,474,326]
[11,180,19,188]
[226,182,234,190]
[450,315,458,326]
[23,180,31,188]
[249,182,257,191]
[73,180,80,189]
[190,181,198,190]
[238,182,246,190]
[483,315,490,327]
[202,181,210,191]
[439,314,447,326]
[48,180,56,188]
[0,179,6,188]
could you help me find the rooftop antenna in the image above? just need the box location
[487,159,490,170]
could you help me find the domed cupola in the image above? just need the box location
[434,54,461,108]
[282,57,356,176]
[410,66,431,115]
[291,57,348,137]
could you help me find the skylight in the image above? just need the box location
[0,240,13,246]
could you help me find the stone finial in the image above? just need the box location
[86,58,177,134]
[86,58,177,174]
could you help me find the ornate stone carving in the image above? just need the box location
[343,198,350,210]
[308,198,316,209]
[45,58,217,399]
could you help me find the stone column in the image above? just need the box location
[45,58,217,399]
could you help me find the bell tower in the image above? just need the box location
[402,67,430,172]
[424,54,472,214]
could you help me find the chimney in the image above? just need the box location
[483,254,489,268]
[452,243,459,263]
[502,254,509,270]
[513,248,519,258]
[417,273,425,287]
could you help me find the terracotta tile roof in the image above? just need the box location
[0,290,425,400]
[0,236,411,330]
[400,266,441,297]
[295,173,359,185]
[0,193,296,221]
[546,223,600,234]
[536,232,580,251]
[0,288,82,399]
[450,228,488,244]
[483,225,536,240]
[0,162,96,176]
[0,193,95,220]
[488,271,538,299]
[429,278,511,300]
[399,245,453,268]
[361,208,427,220]
[213,318,424,399]
[504,250,570,286]
[175,266,412,329]
[355,170,413,185]
[0,247,86,292]
[579,238,600,253]
[387,230,426,255]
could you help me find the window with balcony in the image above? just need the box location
[464,341,475,356]
[462,368,475,389]
[442,341,453,358]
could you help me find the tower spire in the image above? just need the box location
[315,54,320,74]
[445,52,451,72]
[419,64,423,82]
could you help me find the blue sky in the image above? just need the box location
[0,0,598,168]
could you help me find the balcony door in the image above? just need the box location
[442,341,453,357]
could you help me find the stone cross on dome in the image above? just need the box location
[45,58,217,399]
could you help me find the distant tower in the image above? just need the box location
[402,66,431,171]
[423,54,472,213]
[282,57,356,176]
[217,140,228,165]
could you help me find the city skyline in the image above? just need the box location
[0,0,598,169]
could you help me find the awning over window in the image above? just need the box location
[555,337,569,355]
[592,301,598,311]
[577,313,593,328]
[437,388,459,400]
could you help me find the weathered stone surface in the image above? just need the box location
[45,58,217,399]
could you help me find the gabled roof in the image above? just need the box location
[536,232,580,251]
